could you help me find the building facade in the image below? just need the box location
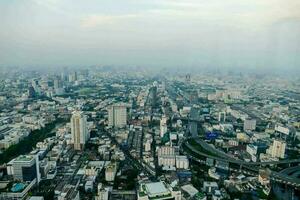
[71,111,88,150]
[108,104,127,128]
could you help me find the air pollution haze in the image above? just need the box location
[0,0,300,71]
[2,1,300,200]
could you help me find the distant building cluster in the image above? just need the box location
[0,68,299,200]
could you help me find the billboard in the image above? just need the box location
[205,131,219,140]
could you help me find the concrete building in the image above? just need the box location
[8,155,40,183]
[269,139,286,159]
[108,104,127,128]
[246,143,267,162]
[203,182,218,194]
[218,112,226,122]
[138,181,181,200]
[149,86,158,108]
[105,162,117,182]
[243,118,256,131]
[175,156,189,169]
[71,111,89,151]
[95,184,109,200]
[85,181,93,192]
[160,115,168,137]
[0,179,37,200]
[158,155,176,169]
[157,146,175,157]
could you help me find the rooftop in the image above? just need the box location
[145,182,169,196]
[14,155,34,162]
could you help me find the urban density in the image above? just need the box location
[1,0,300,199]
[0,67,299,200]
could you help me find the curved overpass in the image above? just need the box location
[191,138,300,166]
[182,138,300,187]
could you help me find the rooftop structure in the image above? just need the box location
[138,181,181,200]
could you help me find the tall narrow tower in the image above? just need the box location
[71,111,88,150]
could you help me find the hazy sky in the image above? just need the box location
[0,0,300,70]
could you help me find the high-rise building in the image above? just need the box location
[108,104,127,128]
[148,86,157,108]
[189,107,200,136]
[71,111,89,150]
[54,78,64,95]
[160,115,168,137]
[27,85,36,98]
[8,155,40,183]
[243,118,256,131]
[31,79,41,94]
[54,78,62,89]
[68,71,78,82]
[218,112,226,122]
[270,139,286,159]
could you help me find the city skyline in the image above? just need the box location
[0,1,300,199]
[0,67,299,199]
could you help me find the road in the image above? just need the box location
[192,137,300,166]
[100,127,156,180]
[183,138,300,187]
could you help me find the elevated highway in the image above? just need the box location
[192,138,300,166]
[182,138,300,187]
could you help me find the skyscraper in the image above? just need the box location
[27,85,36,98]
[71,111,89,150]
[108,104,127,128]
[148,86,157,108]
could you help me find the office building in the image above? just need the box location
[28,85,36,98]
[148,86,157,108]
[108,104,127,128]
[71,111,89,150]
[8,155,40,183]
